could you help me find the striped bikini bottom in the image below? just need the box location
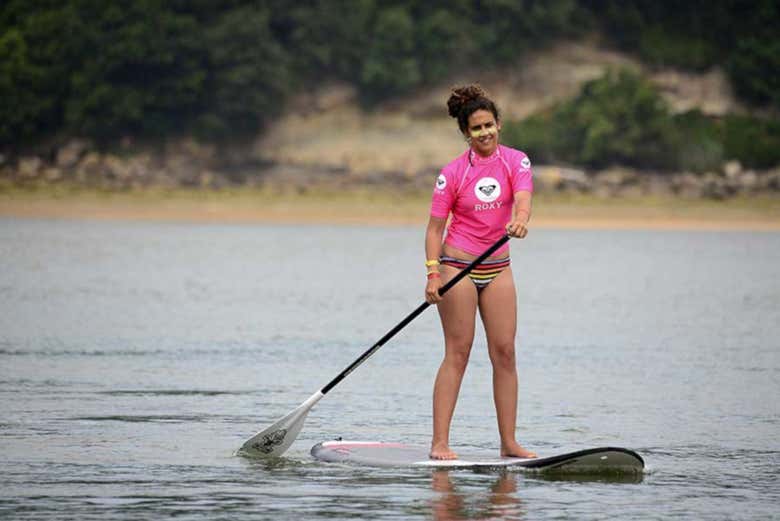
[439,256,511,292]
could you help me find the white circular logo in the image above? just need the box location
[521,156,531,169]
[474,177,500,202]
[435,174,447,190]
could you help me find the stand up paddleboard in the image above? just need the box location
[311,441,644,473]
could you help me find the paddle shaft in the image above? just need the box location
[321,234,510,394]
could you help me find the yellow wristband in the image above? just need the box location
[425,259,440,267]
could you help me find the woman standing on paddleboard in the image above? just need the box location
[424,85,535,460]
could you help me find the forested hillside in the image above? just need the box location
[2,1,777,147]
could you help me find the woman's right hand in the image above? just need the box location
[426,277,443,304]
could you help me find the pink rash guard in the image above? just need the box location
[430,144,533,256]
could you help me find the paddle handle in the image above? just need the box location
[321,234,510,395]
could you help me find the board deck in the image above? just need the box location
[311,441,644,473]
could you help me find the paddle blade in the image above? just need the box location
[238,392,323,458]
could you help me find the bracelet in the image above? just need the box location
[426,269,439,276]
[424,259,440,267]
[427,272,441,280]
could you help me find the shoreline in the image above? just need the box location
[1,189,779,231]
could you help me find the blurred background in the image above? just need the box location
[1,0,779,204]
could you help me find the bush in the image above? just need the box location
[502,111,557,164]
[671,111,723,173]
[664,111,780,172]
[721,115,780,169]
[504,69,678,169]
[505,75,780,171]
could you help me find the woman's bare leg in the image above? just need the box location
[478,267,536,458]
[431,265,478,460]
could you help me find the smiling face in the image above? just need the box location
[466,109,501,157]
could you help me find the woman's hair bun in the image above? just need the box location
[447,84,487,119]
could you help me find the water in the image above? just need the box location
[1,218,778,520]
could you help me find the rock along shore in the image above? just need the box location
[2,138,779,201]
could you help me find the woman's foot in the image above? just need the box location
[501,441,537,459]
[430,442,458,460]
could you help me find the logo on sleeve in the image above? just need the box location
[435,174,447,190]
[521,156,531,169]
[475,177,501,203]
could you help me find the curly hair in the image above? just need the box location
[446,84,500,133]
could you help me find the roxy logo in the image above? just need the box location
[435,174,447,190]
[474,200,503,211]
[474,177,500,203]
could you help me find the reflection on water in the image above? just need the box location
[528,469,645,485]
[431,471,523,521]
[428,467,644,521]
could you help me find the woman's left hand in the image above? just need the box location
[506,220,529,239]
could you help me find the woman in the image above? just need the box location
[424,85,535,460]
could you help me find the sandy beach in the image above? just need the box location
[1,188,779,231]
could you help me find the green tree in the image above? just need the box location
[0,29,49,144]
[727,37,780,107]
[721,115,780,169]
[274,0,375,83]
[473,0,581,64]
[585,0,780,108]
[197,5,290,139]
[0,1,83,144]
[64,2,206,139]
[360,6,421,99]
[4,0,775,149]
[416,8,469,84]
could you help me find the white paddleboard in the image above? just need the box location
[311,440,644,473]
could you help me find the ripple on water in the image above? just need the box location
[1,222,779,520]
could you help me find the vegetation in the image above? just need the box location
[503,70,780,171]
[1,0,778,169]
[588,0,780,107]
[505,70,680,170]
[0,0,582,146]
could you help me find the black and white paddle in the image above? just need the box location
[238,234,511,458]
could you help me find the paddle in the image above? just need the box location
[238,234,511,458]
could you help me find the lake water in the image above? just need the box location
[1,217,778,520]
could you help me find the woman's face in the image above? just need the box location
[466,109,500,157]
